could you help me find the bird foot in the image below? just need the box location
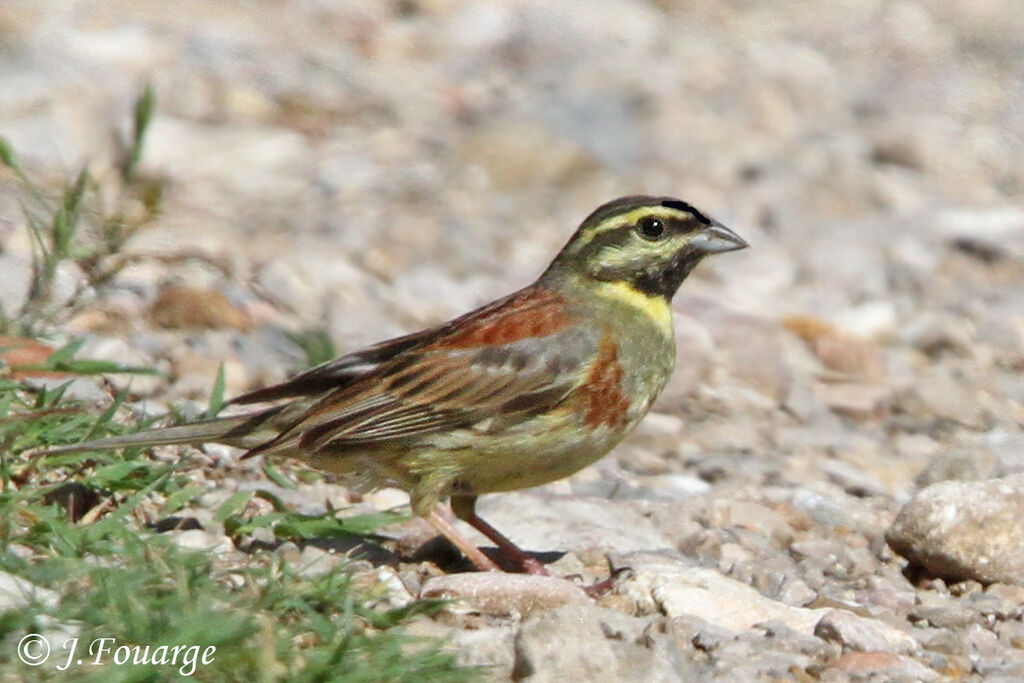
[570,566,632,598]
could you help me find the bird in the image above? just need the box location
[41,195,747,582]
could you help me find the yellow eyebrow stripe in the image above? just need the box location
[592,280,673,335]
[578,205,692,244]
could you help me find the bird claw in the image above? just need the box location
[568,566,632,598]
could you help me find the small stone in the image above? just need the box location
[171,529,234,554]
[986,584,1024,619]
[274,541,302,562]
[814,609,919,654]
[783,314,835,343]
[640,474,711,497]
[815,382,891,420]
[909,605,976,629]
[352,566,416,611]
[829,651,939,682]
[887,474,1024,584]
[448,626,516,676]
[902,368,987,428]
[0,335,55,378]
[0,252,32,318]
[250,526,275,545]
[295,545,341,578]
[512,604,680,682]
[777,577,818,607]
[0,571,60,611]
[819,458,890,497]
[639,566,827,634]
[149,285,250,330]
[914,448,1001,487]
[420,573,589,616]
[791,485,885,535]
[833,301,898,340]
[935,206,1024,260]
[902,312,975,356]
[811,332,884,380]
[22,376,110,404]
[706,500,795,546]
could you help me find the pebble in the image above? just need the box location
[0,571,60,611]
[913,448,1001,487]
[815,382,891,420]
[22,375,109,403]
[170,529,235,555]
[149,285,250,330]
[420,573,589,617]
[813,609,919,655]
[636,565,827,634]
[827,651,940,682]
[887,474,1024,584]
[513,605,683,683]
[819,458,890,498]
[903,368,987,428]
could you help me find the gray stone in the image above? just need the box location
[449,626,517,679]
[813,609,919,654]
[420,573,589,617]
[934,207,1024,260]
[902,368,987,428]
[827,651,940,682]
[513,605,682,682]
[887,474,1024,584]
[0,571,60,612]
[819,458,890,497]
[473,492,674,554]
[22,375,110,404]
[171,528,234,554]
[629,564,827,634]
[0,251,32,319]
[914,448,1001,487]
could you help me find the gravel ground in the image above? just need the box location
[2,1,1023,680]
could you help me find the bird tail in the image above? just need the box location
[37,407,285,456]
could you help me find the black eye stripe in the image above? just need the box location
[661,199,712,226]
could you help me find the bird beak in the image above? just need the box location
[690,220,749,254]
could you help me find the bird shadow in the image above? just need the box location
[236,531,565,574]
[411,536,566,573]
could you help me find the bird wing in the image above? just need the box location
[230,328,435,405]
[244,286,592,456]
[231,284,569,405]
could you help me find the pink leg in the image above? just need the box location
[424,505,500,572]
[450,494,623,596]
[451,495,548,575]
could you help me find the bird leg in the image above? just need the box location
[451,495,548,575]
[424,505,500,572]
[442,495,620,597]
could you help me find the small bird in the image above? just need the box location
[43,196,747,580]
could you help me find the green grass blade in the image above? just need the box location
[205,363,226,418]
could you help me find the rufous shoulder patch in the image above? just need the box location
[434,287,572,349]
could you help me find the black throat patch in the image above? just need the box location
[630,252,703,299]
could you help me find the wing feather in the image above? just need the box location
[242,286,591,458]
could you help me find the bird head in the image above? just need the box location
[544,195,748,300]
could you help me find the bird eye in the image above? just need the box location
[637,216,665,240]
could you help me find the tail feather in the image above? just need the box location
[38,408,284,456]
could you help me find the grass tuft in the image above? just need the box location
[0,358,467,682]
